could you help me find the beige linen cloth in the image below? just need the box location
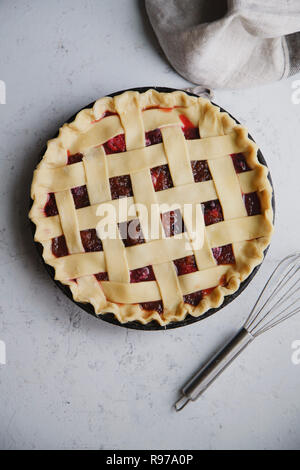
[145,0,300,89]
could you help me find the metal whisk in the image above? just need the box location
[175,252,300,411]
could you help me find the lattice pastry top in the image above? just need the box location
[29,90,273,326]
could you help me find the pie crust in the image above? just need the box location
[29,89,274,326]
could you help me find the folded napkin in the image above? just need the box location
[145,0,300,89]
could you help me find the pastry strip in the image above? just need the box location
[126,237,193,271]
[187,132,247,161]
[55,190,84,253]
[208,155,247,220]
[206,215,272,248]
[50,252,106,280]
[68,115,123,154]
[130,169,162,241]
[153,262,183,313]
[32,132,249,194]
[114,91,145,150]
[101,280,161,304]
[33,199,137,241]
[108,144,167,177]
[83,147,110,204]
[156,181,217,207]
[102,237,130,283]
[179,265,229,295]
[142,109,181,131]
[46,215,271,305]
[33,163,86,193]
[161,126,194,186]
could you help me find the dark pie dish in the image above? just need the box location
[29,87,275,330]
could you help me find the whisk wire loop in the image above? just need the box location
[245,253,300,337]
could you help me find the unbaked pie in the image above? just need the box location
[29,89,274,326]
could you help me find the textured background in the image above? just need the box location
[0,0,299,450]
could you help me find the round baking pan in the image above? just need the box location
[30,86,275,330]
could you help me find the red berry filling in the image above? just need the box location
[184,286,220,307]
[143,106,173,112]
[140,301,163,315]
[52,235,68,258]
[94,272,109,281]
[183,127,200,140]
[80,229,103,252]
[102,111,118,119]
[71,185,90,209]
[202,287,216,297]
[92,111,118,124]
[183,290,203,307]
[219,275,227,287]
[67,152,83,165]
[150,164,173,192]
[212,244,235,265]
[145,129,163,146]
[203,200,224,226]
[130,266,155,283]
[161,209,185,237]
[191,160,212,182]
[244,192,261,216]
[44,193,58,217]
[174,255,198,276]
[179,115,200,140]
[109,175,133,200]
[103,134,126,155]
[184,277,229,307]
[119,219,145,247]
[231,153,250,173]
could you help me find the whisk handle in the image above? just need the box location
[175,328,254,411]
